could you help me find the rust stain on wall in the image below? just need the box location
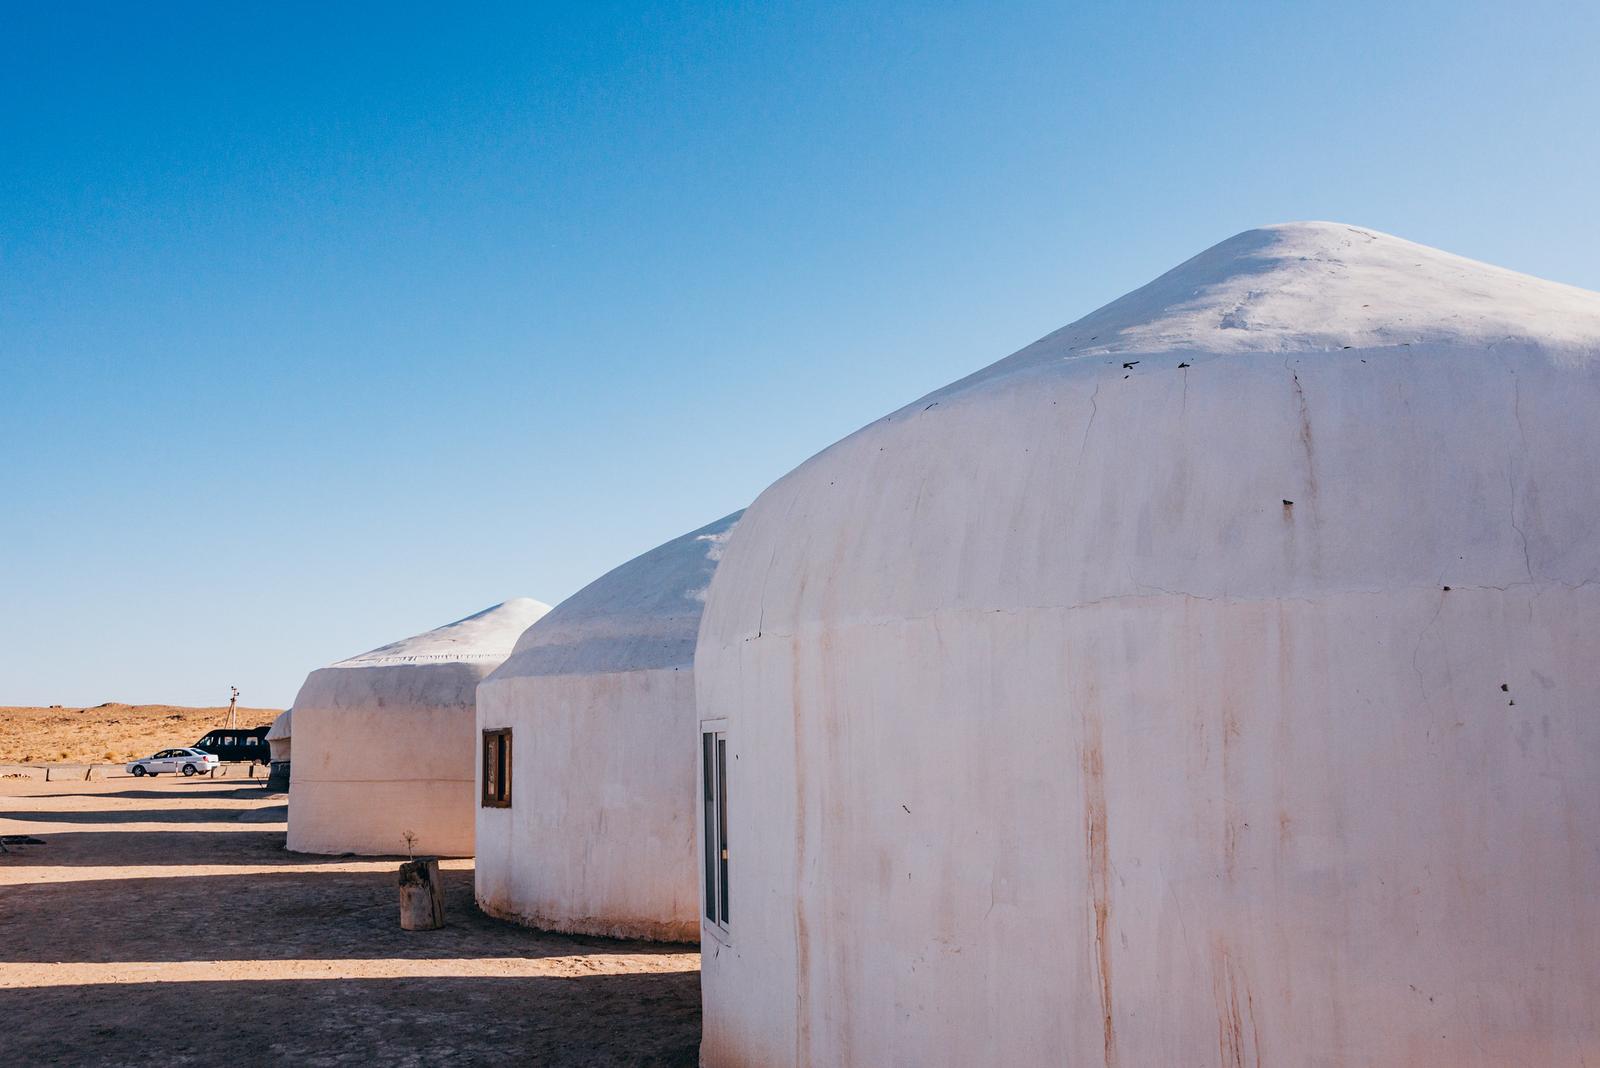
[790,635,813,1067]
[1221,692,1243,882]
[1212,941,1262,1068]
[1081,705,1118,1067]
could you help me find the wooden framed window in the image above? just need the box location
[482,728,512,808]
[702,727,729,929]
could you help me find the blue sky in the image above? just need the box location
[4,1,1597,707]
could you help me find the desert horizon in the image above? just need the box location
[0,703,281,766]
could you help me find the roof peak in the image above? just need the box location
[490,510,746,680]
[1013,221,1600,363]
[331,597,552,668]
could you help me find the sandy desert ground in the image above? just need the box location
[0,775,700,1066]
[0,703,281,765]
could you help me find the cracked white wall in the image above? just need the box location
[695,224,1600,1067]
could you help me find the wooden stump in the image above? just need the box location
[398,858,445,930]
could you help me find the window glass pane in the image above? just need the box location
[481,730,511,807]
[703,732,717,921]
[717,736,729,925]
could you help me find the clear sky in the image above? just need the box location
[4,1,1597,708]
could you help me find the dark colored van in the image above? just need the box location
[193,726,271,763]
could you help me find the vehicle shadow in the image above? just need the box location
[11,785,280,802]
[0,806,283,825]
[17,780,275,796]
[0,972,701,1066]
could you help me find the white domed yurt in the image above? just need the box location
[266,707,292,763]
[265,707,292,790]
[476,512,743,942]
[287,597,549,857]
[694,223,1600,1066]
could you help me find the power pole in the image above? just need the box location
[226,686,239,729]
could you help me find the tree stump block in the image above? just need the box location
[398,858,445,930]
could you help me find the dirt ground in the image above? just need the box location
[0,776,701,1066]
[0,703,282,765]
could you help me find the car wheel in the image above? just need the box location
[182,764,198,776]
[131,766,146,777]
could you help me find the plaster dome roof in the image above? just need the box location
[713,222,1600,633]
[489,513,743,680]
[945,221,1600,393]
[291,597,552,710]
[328,597,551,669]
[265,707,291,741]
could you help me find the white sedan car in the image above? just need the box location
[127,748,220,777]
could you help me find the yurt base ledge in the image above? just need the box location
[474,897,700,945]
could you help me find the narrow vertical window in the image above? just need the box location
[716,734,729,925]
[481,728,512,807]
[702,732,716,919]
[702,727,729,929]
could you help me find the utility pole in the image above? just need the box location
[226,686,239,729]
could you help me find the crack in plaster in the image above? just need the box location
[733,578,1592,644]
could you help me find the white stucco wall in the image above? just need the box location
[476,513,741,942]
[695,224,1600,1066]
[476,667,701,940]
[286,598,548,857]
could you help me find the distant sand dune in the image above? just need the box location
[0,703,280,764]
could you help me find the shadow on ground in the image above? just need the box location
[4,863,692,963]
[0,972,701,1067]
[14,786,282,802]
[0,827,299,865]
[0,806,284,825]
[1,777,702,1063]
